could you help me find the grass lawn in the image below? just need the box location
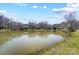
[40,31,79,55]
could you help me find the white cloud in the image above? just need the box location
[0,9,24,23]
[47,16,62,19]
[0,10,11,18]
[0,10,8,14]
[52,3,79,14]
[67,3,79,8]
[15,3,27,6]
[52,7,77,13]
[0,10,19,20]
[32,5,38,8]
[43,6,47,9]
[32,5,47,9]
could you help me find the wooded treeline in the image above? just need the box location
[0,12,79,32]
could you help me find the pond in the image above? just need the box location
[0,31,64,54]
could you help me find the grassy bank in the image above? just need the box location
[40,31,79,55]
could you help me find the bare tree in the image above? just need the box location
[0,15,4,29]
[64,12,77,32]
[38,21,51,29]
[28,22,37,29]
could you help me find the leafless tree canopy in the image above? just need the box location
[0,13,79,32]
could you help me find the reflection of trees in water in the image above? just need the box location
[26,31,53,38]
[0,31,24,45]
[0,31,55,45]
[0,31,59,45]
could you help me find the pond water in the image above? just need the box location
[0,31,64,54]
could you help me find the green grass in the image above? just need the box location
[40,31,79,55]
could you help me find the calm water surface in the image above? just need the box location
[0,31,64,54]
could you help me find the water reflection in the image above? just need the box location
[0,32,64,54]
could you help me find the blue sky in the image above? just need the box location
[0,3,79,24]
